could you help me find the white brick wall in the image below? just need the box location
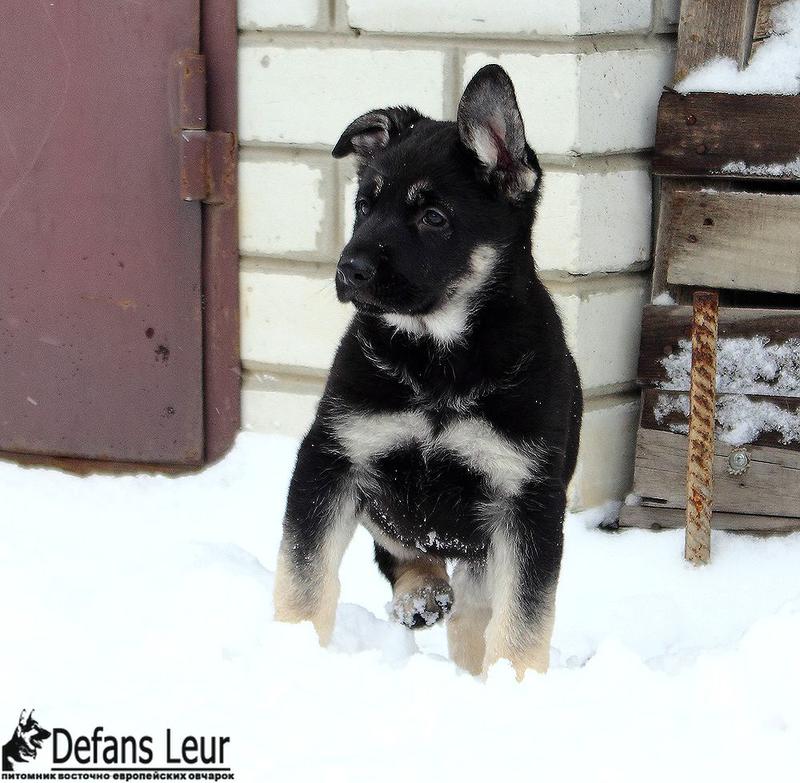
[345,0,652,36]
[239,154,335,258]
[238,0,322,31]
[463,48,673,155]
[237,3,677,509]
[239,45,446,146]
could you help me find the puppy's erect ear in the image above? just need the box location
[457,65,539,200]
[332,106,422,161]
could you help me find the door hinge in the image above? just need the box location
[180,130,236,204]
[176,51,236,205]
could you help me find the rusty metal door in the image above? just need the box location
[0,1,238,466]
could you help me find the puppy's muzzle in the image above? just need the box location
[336,253,376,301]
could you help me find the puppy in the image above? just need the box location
[274,65,582,679]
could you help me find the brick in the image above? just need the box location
[238,0,322,30]
[552,280,648,390]
[535,167,652,275]
[658,0,681,26]
[569,398,639,508]
[239,46,445,146]
[346,0,651,36]
[463,48,674,154]
[241,265,352,371]
[239,155,334,258]
[242,373,323,436]
[576,49,674,152]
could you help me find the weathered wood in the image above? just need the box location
[750,0,783,58]
[675,0,755,81]
[630,427,800,518]
[664,189,800,294]
[650,180,739,304]
[637,305,800,390]
[619,504,800,532]
[651,180,703,304]
[653,92,800,179]
[641,389,800,451]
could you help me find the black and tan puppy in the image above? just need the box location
[2,709,51,771]
[274,65,582,679]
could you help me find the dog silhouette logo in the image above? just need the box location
[2,709,51,771]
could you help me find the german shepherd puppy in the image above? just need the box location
[2,709,51,771]
[274,65,582,679]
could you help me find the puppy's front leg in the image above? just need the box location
[482,490,565,680]
[274,426,356,646]
[374,544,453,628]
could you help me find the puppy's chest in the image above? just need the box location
[332,406,541,498]
[331,406,542,556]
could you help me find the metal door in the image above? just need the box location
[0,1,238,466]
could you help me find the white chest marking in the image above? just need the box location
[332,411,433,466]
[382,245,498,346]
[331,412,542,496]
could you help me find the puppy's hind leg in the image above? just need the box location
[374,544,453,628]
[447,560,491,675]
[274,425,357,646]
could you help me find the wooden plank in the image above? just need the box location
[651,180,706,304]
[675,0,755,81]
[637,305,800,390]
[653,92,800,179]
[629,427,800,518]
[750,0,783,58]
[619,504,800,531]
[642,388,800,452]
[663,189,800,294]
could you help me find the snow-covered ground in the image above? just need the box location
[2,432,800,781]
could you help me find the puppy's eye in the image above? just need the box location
[356,198,370,217]
[421,208,447,228]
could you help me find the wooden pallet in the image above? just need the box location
[620,0,800,532]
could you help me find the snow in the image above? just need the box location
[657,335,800,444]
[655,391,800,445]
[660,335,800,397]
[652,291,677,306]
[720,156,800,177]
[3,432,800,780]
[676,0,800,94]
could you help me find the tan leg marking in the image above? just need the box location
[481,527,557,681]
[273,507,357,646]
[391,556,453,628]
[447,562,491,676]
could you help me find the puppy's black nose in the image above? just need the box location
[337,255,376,289]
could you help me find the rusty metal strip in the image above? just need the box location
[179,130,236,203]
[685,290,719,565]
[177,50,207,130]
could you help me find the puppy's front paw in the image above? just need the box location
[392,581,454,629]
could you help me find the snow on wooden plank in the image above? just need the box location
[642,388,800,450]
[653,92,800,179]
[628,425,800,519]
[638,305,800,393]
[751,0,787,59]
[663,189,800,294]
[674,0,755,82]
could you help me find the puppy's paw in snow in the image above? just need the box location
[392,581,454,629]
